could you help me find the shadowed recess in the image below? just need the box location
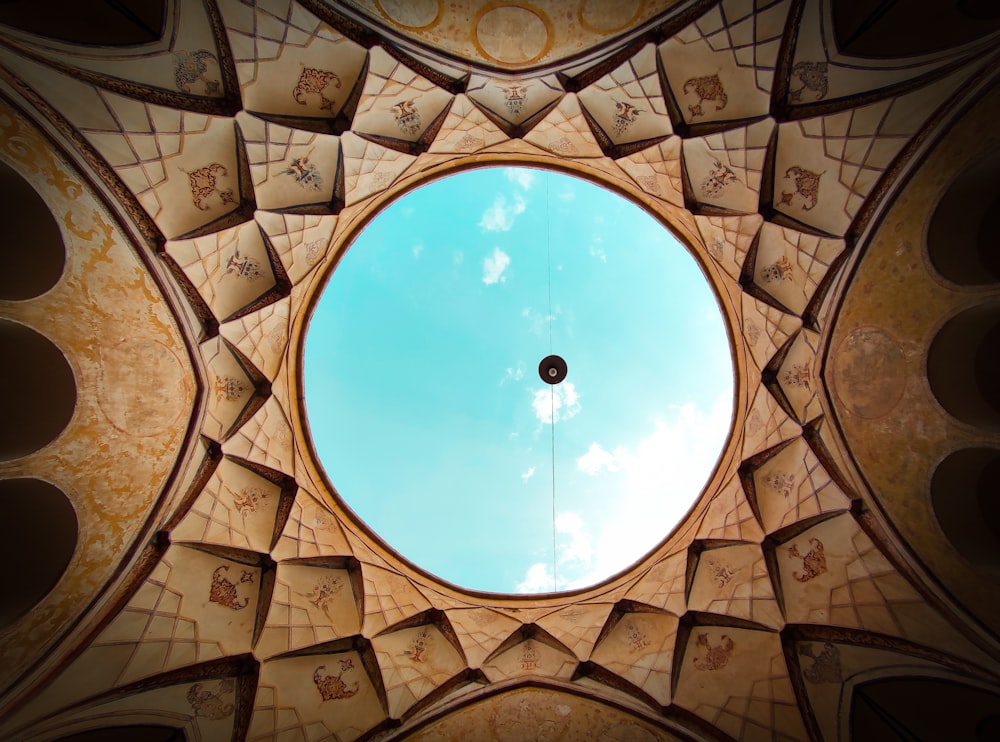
[0,320,76,461]
[0,478,78,627]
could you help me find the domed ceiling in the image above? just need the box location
[0,1,999,740]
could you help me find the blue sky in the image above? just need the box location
[304,166,733,593]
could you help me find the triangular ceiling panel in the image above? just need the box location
[590,607,680,707]
[165,220,282,323]
[688,541,784,629]
[673,625,808,741]
[746,221,844,316]
[695,474,765,543]
[352,47,454,154]
[744,437,853,535]
[773,513,993,669]
[220,296,291,381]
[221,395,296,476]
[783,0,997,109]
[255,211,338,285]
[427,93,510,154]
[360,564,433,637]
[341,131,417,205]
[256,559,363,659]
[695,213,764,282]
[772,67,979,236]
[171,455,288,553]
[200,335,267,442]
[237,112,343,213]
[444,608,524,670]
[578,43,673,158]
[682,118,774,213]
[372,620,468,719]
[625,551,688,616]
[0,0,237,112]
[534,602,614,661]
[741,292,802,373]
[522,93,604,158]
[616,135,685,208]
[219,0,368,129]
[251,647,388,741]
[659,0,791,127]
[768,328,823,423]
[271,488,353,561]
[742,382,802,459]
[465,73,564,137]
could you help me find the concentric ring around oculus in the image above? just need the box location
[539,354,567,384]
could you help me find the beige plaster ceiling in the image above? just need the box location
[0,1,999,740]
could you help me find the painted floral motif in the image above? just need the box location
[635,174,661,195]
[747,409,763,436]
[765,471,795,499]
[293,67,342,113]
[800,641,842,683]
[708,238,725,261]
[745,319,761,346]
[781,166,822,211]
[232,486,267,521]
[520,642,539,671]
[788,538,827,582]
[548,136,577,156]
[693,633,733,671]
[224,246,262,281]
[612,100,643,137]
[187,679,235,719]
[209,565,254,610]
[500,82,528,116]
[305,239,326,266]
[174,50,221,95]
[403,629,430,663]
[186,163,235,211]
[214,374,247,402]
[790,61,829,102]
[456,133,484,152]
[781,364,812,390]
[314,659,359,701]
[761,255,794,282]
[701,158,739,198]
[625,623,650,652]
[392,99,421,135]
[683,74,727,118]
[303,574,344,620]
[710,560,736,587]
[282,153,322,190]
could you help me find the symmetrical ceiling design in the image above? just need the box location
[0,1,999,740]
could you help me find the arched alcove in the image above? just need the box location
[852,677,1000,741]
[54,725,184,742]
[0,478,78,627]
[0,160,66,301]
[931,447,1000,574]
[0,320,77,460]
[0,0,165,46]
[926,303,1000,430]
[927,150,1000,286]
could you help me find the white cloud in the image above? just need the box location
[412,242,424,258]
[479,193,527,232]
[576,442,624,476]
[504,167,536,190]
[531,382,581,424]
[516,562,555,593]
[453,250,464,265]
[502,363,525,384]
[561,395,733,590]
[482,247,511,284]
[521,466,536,482]
[512,395,733,593]
[589,243,607,262]
[521,306,559,336]
[557,188,575,202]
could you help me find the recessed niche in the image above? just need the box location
[927,151,1000,286]
[931,447,1000,573]
[927,303,1000,431]
[54,726,183,742]
[0,478,78,627]
[0,0,166,46]
[0,161,66,301]
[0,320,77,460]
[304,166,734,594]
